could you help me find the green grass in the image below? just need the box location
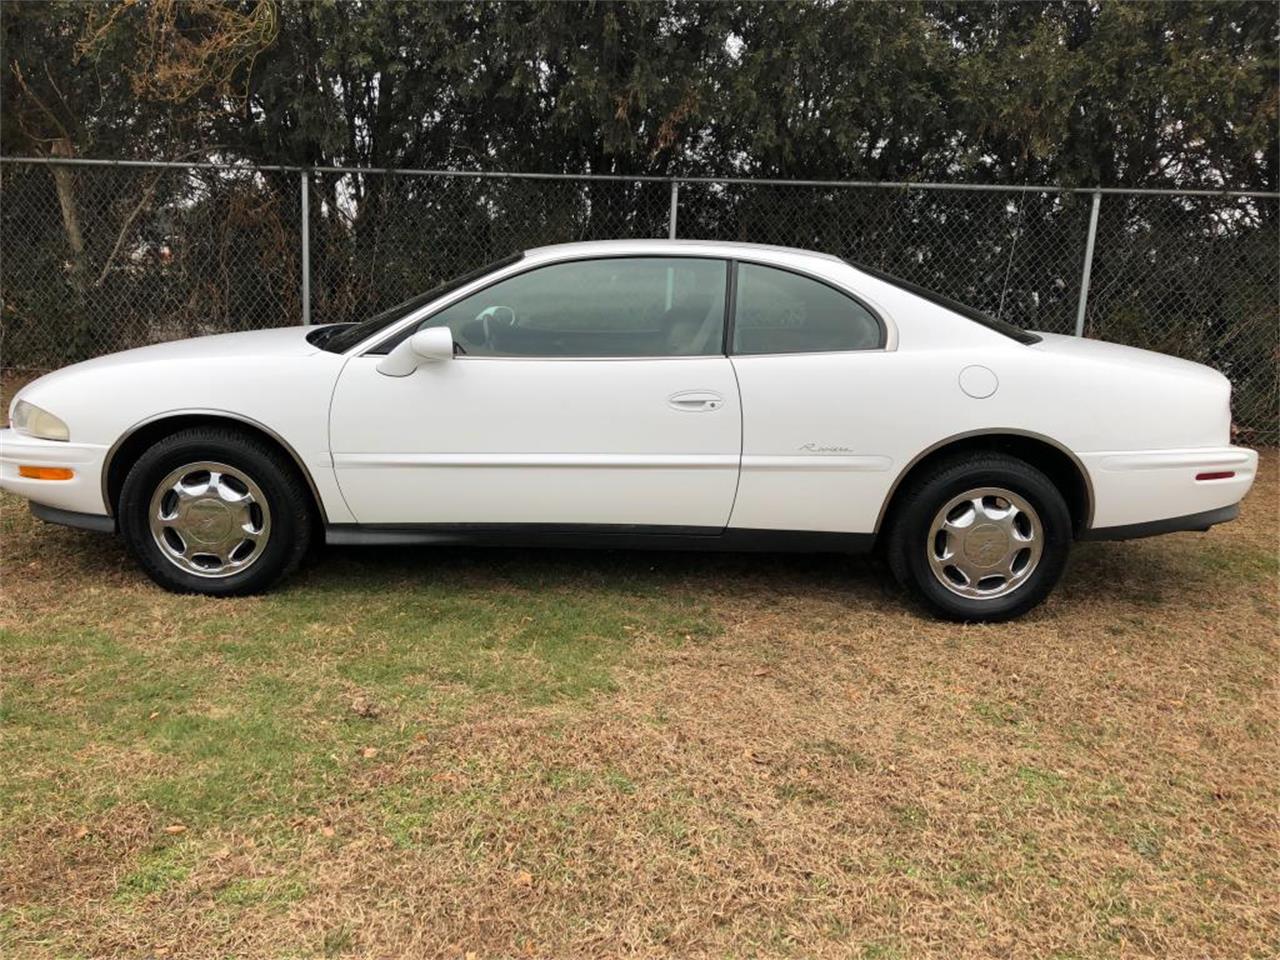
[214,875,308,908]
[1,547,723,956]
[114,844,195,902]
[1,549,719,836]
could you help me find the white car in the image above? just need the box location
[0,240,1257,620]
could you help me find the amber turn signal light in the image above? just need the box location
[18,465,74,480]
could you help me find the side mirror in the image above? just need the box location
[376,327,455,377]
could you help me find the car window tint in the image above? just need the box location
[409,257,727,358]
[326,252,523,353]
[732,263,882,355]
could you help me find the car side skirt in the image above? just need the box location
[325,522,876,554]
[1079,504,1238,541]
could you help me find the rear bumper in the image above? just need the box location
[0,428,111,515]
[1080,503,1238,541]
[1081,445,1256,536]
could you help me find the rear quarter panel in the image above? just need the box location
[728,332,1237,534]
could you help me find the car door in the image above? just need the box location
[726,260,900,535]
[328,256,741,530]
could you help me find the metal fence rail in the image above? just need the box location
[1,157,1276,442]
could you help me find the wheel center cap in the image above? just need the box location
[185,498,232,544]
[964,523,1009,567]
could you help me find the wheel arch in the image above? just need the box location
[103,410,328,523]
[874,430,1093,540]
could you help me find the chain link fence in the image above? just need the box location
[2,158,1276,442]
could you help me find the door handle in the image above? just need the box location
[668,390,725,412]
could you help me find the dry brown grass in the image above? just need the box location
[0,369,1275,957]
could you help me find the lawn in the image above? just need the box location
[1,452,1275,959]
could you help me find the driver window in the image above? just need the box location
[409,257,727,358]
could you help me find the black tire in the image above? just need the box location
[885,453,1071,622]
[118,426,313,596]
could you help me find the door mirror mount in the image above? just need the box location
[376,327,455,377]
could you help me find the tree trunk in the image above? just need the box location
[49,139,87,288]
[47,138,93,357]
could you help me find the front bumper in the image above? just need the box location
[0,428,111,516]
[30,502,117,533]
[1081,445,1257,537]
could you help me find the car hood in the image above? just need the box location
[54,326,320,374]
[10,326,325,419]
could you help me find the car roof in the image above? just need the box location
[522,238,846,264]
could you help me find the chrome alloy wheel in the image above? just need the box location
[148,461,272,577]
[926,486,1043,599]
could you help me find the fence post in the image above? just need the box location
[668,180,679,239]
[1074,190,1101,337]
[300,169,311,325]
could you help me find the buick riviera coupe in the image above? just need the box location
[0,240,1257,620]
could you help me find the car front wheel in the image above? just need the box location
[886,453,1071,622]
[118,426,312,595]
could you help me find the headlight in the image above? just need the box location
[11,400,70,441]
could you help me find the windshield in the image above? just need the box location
[844,259,1042,345]
[316,252,525,353]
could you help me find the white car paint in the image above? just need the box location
[2,326,354,522]
[0,239,1257,547]
[330,354,742,526]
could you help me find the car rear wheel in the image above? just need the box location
[886,453,1071,621]
[118,426,312,595]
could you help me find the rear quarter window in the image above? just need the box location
[732,262,884,355]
